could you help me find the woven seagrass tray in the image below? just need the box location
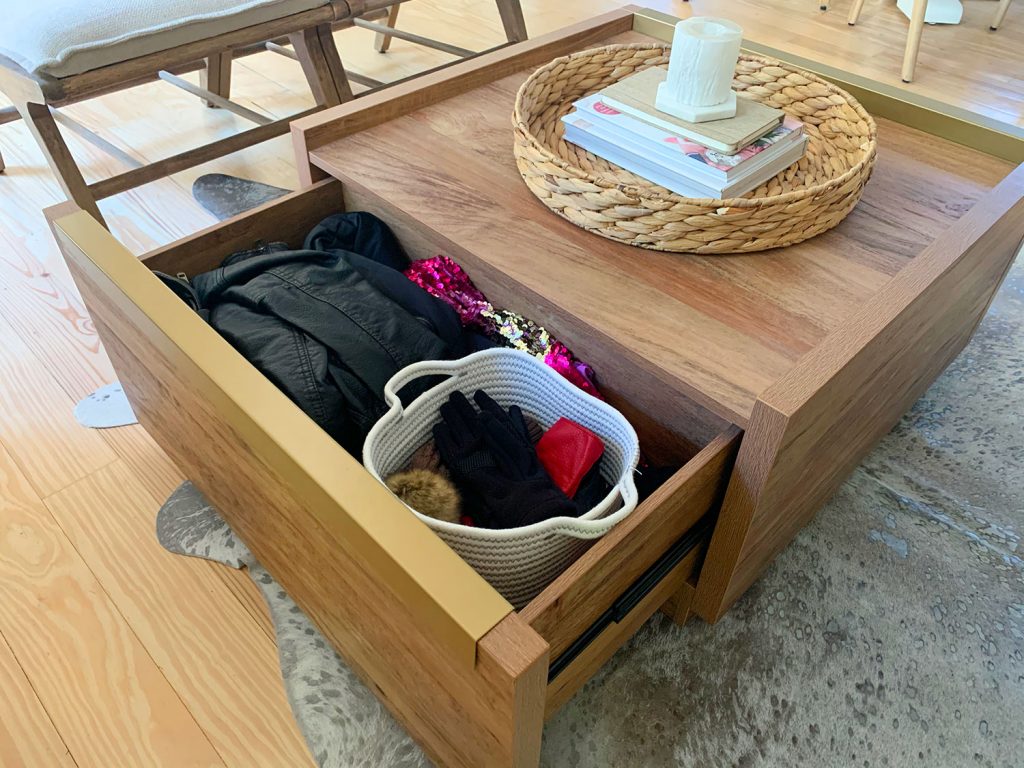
[512,44,877,254]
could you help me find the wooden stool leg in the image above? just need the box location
[495,0,528,43]
[847,0,867,25]
[18,101,105,226]
[289,24,354,108]
[200,52,232,108]
[901,0,928,83]
[374,4,402,53]
[990,0,1012,30]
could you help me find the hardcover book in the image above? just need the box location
[597,66,785,154]
[572,94,804,181]
[562,113,808,199]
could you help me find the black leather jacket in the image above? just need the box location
[160,212,481,455]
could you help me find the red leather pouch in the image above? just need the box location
[536,417,605,498]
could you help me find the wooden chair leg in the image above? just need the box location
[901,0,928,83]
[200,52,232,108]
[289,24,354,108]
[317,24,354,102]
[495,0,528,43]
[0,147,5,173]
[374,4,402,53]
[18,101,105,226]
[990,0,1012,30]
[847,0,867,25]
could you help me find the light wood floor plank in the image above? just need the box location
[209,563,278,640]
[0,313,116,497]
[85,426,278,643]
[0,631,78,768]
[0,222,115,402]
[0,444,226,768]
[0,119,214,409]
[98,424,187,507]
[43,460,314,768]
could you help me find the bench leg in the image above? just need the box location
[496,0,528,43]
[0,105,16,173]
[18,101,105,226]
[200,52,233,108]
[289,24,354,107]
[374,4,402,52]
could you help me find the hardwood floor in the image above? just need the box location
[0,1,1019,766]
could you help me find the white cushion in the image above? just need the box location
[0,0,328,78]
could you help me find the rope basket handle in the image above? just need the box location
[380,357,469,416]
[423,482,640,540]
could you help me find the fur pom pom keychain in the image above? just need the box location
[385,469,462,524]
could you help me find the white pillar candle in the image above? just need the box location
[656,17,743,123]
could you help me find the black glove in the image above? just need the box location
[434,391,576,529]
[432,391,493,523]
[571,460,611,515]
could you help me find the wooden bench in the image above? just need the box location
[0,0,527,227]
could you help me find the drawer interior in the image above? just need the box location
[138,179,739,695]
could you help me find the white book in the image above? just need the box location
[572,94,804,183]
[563,123,722,198]
[564,107,803,191]
[563,117,808,199]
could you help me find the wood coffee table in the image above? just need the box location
[50,6,1024,767]
[292,6,1024,621]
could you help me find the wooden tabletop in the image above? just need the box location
[309,29,1013,427]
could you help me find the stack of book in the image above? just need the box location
[561,66,808,199]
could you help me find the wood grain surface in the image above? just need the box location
[0,312,115,497]
[0,443,226,768]
[308,31,1014,426]
[0,631,76,768]
[44,460,313,767]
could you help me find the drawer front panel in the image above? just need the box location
[544,548,703,718]
[522,427,740,661]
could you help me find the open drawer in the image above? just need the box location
[47,177,739,768]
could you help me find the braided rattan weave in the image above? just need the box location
[512,44,877,253]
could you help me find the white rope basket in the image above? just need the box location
[363,348,640,607]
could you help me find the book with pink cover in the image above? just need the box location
[562,112,808,198]
[573,94,803,181]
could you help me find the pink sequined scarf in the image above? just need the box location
[404,255,603,399]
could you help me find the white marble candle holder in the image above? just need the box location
[655,17,742,123]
